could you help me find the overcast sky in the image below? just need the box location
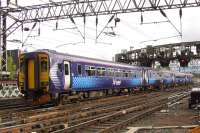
[5,0,200,60]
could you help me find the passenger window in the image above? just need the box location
[131,70,135,78]
[85,66,95,76]
[85,66,90,76]
[125,71,128,77]
[111,69,114,76]
[106,68,111,76]
[65,64,69,75]
[90,67,96,76]
[115,69,121,77]
[102,68,106,76]
[77,64,82,75]
[122,70,126,77]
[114,70,118,77]
[149,72,152,78]
[128,71,132,77]
[41,60,47,72]
[97,67,106,76]
[97,68,101,76]
[107,68,114,76]
[58,64,62,72]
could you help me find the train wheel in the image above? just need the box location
[128,88,131,95]
[83,92,90,98]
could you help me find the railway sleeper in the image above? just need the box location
[0,90,187,133]
[53,98,168,133]
[25,97,166,133]
[0,92,159,128]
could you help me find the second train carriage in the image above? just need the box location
[18,49,193,103]
[161,70,193,87]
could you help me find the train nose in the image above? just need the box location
[18,55,38,97]
[22,55,39,97]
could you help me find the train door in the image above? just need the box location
[172,73,175,84]
[21,54,38,94]
[39,54,49,93]
[143,69,149,86]
[27,59,36,90]
[64,61,71,90]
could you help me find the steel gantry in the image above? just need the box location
[1,0,200,71]
[115,41,200,67]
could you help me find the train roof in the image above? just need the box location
[35,49,149,69]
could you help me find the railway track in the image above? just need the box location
[0,90,163,123]
[0,92,159,131]
[54,92,188,133]
[0,86,190,133]
[0,98,29,109]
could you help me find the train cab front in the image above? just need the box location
[18,52,50,104]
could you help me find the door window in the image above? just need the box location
[65,64,69,75]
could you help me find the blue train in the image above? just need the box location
[18,49,193,103]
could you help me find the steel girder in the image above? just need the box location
[1,0,200,72]
[4,0,200,23]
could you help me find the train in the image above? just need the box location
[18,49,193,104]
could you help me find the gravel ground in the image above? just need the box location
[126,97,199,133]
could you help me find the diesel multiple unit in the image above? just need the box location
[18,49,193,103]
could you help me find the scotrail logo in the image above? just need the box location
[113,79,121,86]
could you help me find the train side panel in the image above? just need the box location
[144,69,161,88]
[70,62,143,91]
